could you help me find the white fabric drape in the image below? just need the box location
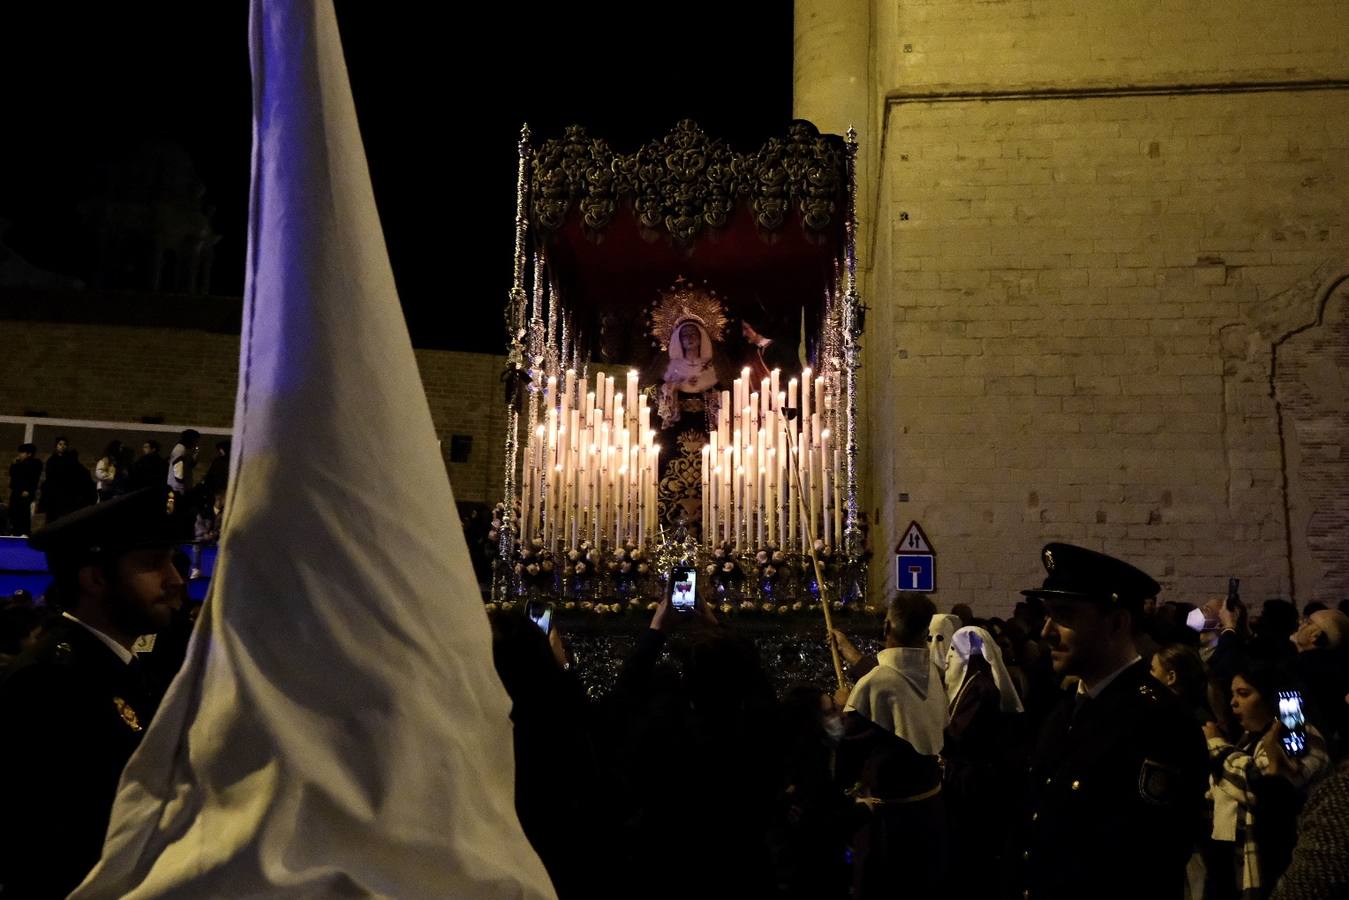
[944,626,1024,715]
[928,613,961,673]
[71,2,555,896]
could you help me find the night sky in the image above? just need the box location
[0,2,792,352]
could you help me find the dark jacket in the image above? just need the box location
[0,618,155,898]
[8,456,43,498]
[1017,659,1208,900]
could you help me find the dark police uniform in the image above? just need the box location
[0,489,182,899]
[1015,543,1208,900]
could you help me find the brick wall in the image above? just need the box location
[0,316,514,506]
[857,2,1349,614]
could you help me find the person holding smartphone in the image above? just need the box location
[1204,661,1331,899]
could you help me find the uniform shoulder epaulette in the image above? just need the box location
[51,640,75,665]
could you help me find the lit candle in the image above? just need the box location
[770,369,780,412]
[545,375,557,413]
[833,445,843,552]
[815,377,826,434]
[626,370,638,430]
[723,448,733,544]
[564,368,577,411]
[821,428,832,549]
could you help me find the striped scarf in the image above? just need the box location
[1208,727,1331,899]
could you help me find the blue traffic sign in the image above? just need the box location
[896,554,935,592]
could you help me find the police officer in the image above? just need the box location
[1016,543,1207,900]
[0,488,187,899]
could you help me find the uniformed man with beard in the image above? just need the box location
[0,488,187,899]
[1015,543,1207,900]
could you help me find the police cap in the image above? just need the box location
[28,488,189,572]
[1021,542,1160,609]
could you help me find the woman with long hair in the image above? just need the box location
[1150,643,1214,726]
[94,440,123,502]
[1204,660,1330,899]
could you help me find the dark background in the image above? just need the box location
[0,2,793,352]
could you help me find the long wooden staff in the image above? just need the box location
[781,414,846,693]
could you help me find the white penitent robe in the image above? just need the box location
[71,1,555,896]
[845,647,948,756]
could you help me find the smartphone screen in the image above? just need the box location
[527,601,552,635]
[670,567,697,612]
[1278,690,1308,758]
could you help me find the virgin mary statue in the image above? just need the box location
[644,280,732,535]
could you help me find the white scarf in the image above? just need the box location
[945,626,1024,714]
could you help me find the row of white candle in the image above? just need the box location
[701,367,843,551]
[520,368,660,550]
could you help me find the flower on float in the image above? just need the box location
[813,539,825,553]
[713,547,725,559]
[579,601,594,611]
[764,566,777,578]
[574,563,587,575]
[772,550,786,564]
[531,537,544,549]
[705,565,718,576]
[614,548,627,561]
[568,550,580,562]
[525,563,540,576]
[620,562,632,574]
[755,551,769,565]
[761,602,774,613]
[563,601,577,610]
[777,604,790,616]
[580,540,592,551]
[722,562,736,573]
[541,560,554,573]
[637,563,650,575]
[514,564,524,575]
[484,602,499,613]
[720,602,734,616]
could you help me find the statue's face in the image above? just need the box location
[678,325,700,356]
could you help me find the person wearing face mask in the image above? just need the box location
[1015,543,1208,900]
[1203,660,1331,900]
[772,685,850,900]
